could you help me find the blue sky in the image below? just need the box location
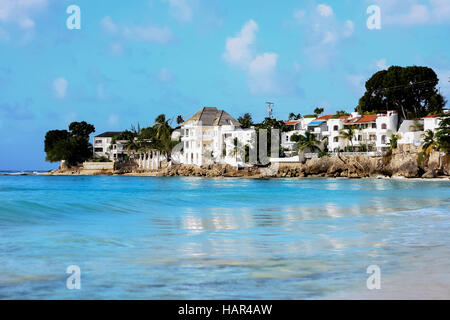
[0,0,449,170]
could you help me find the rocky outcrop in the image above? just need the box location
[49,147,449,179]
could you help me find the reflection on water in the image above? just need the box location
[0,176,449,299]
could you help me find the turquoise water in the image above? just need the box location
[0,176,449,299]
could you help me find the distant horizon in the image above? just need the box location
[1,1,449,170]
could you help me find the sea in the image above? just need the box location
[0,175,449,299]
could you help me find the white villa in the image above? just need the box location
[92,106,447,168]
[180,107,255,167]
[93,132,122,160]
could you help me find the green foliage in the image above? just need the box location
[357,66,446,119]
[388,134,400,152]
[237,113,253,129]
[314,107,324,116]
[339,126,355,146]
[304,114,316,118]
[421,129,437,156]
[436,116,450,153]
[111,130,136,145]
[410,119,424,132]
[44,121,95,166]
[294,131,321,153]
[176,115,184,125]
[335,110,350,117]
[90,156,111,163]
[288,112,301,120]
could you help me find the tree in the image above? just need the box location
[357,66,446,119]
[176,115,184,125]
[44,121,95,166]
[237,113,253,129]
[410,119,424,132]
[388,134,401,152]
[288,112,301,120]
[339,126,355,148]
[292,131,321,153]
[421,130,437,156]
[314,108,324,117]
[435,116,450,153]
[152,114,178,161]
[335,110,350,117]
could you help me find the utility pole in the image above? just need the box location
[266,102,274,118]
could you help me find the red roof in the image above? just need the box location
[345,114,378,124]
[422,115,436,119]
[316,114,335,120]
[285,120,301,125]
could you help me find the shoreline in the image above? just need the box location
[14,170,449,181]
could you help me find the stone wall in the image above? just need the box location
[82,162,114,170]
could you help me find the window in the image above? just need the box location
[381,123,387,130]
[333,125,339,131]
[358,135,362,141]
[94,147,103,152]
[286,136,289,142]
[381,135,386,144]
[372,123,376,129]
[334,137,338,142]
[95,139,102,144]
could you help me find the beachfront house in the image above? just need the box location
[93,132,122,160]
[423,115,442,132]
[180,107,255,167]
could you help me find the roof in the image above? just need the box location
[422,115,436,119]
[308,120,326,127]
[345,114,378,124]
[285,120,301,125]
[95,131,122,138]
[183,107,240,127]
[316,114,335,120]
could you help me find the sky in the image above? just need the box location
[0,0,449,170]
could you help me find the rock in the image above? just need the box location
[422,170,437,178]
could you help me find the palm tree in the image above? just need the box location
[388,134,401,152]
[314,107,324,117]
[296,131,321,153]
[421,129,437,156]
[339,126,355,150]
[153,114,177,162]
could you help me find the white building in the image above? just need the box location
[93,132,122,160]
[180,107,255,167]
[423,115,442,132]
[397,120,423,147]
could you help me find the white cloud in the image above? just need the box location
[101,16,118,34]
[165,0,193,23]
[294,4,355,67]
[375,58,388,70]
[156,68,174,83]
[222,20,296,95]
[317,4,333,17]
[369,0,450,26]
[222,19,258,67]
[53,77,68,99]
[0,0,47,29]
[101,16,173,45]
